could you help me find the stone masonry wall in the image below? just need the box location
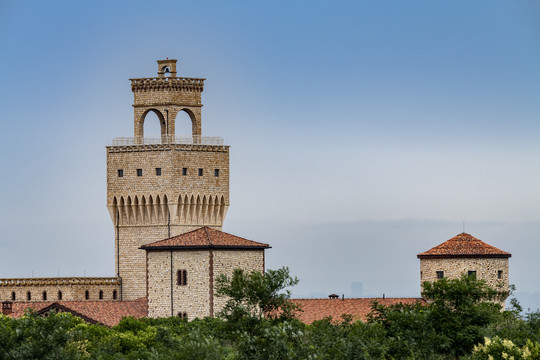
[0,278,121,302]
[146,249,265,320]
[420,257,509,295]
[212,250,265,316]
[147,250,210,319]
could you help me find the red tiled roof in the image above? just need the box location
[290,298,425,324]
[141,226,270,250]
[417,232,511,258]
[5,298,147,327]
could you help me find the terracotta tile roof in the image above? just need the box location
[290,298,425,324]
[140,226,270,250]
[417,232,511,258]
[5,298,147,327]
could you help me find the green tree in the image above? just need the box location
[215,267,300,322]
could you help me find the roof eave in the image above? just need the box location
[417,253,511,259]
[140,245,271,251]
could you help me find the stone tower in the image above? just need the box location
[106,60,230,300]
[417,232,511,304]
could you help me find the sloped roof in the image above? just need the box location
[290,298,425,324]
[417,232,511,258]
[5,298,147,327]
[140,226,270,250]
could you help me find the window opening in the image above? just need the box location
[214,169,219,177]
[436,271,444,279]
[58,291,62,300]
[498,270,503,279]
[113,290,117,300]
[11,292,15,301]
[468,270,477,278]
[42,291,47,300]
[118,169,123,177]
[99,290,104,300]
[182,168,187,176]
[85,290,90,300]
[198,168,203,176]
[156,168,162,176]
[177,270,188,286]
[27,291,31,301]
[137,169,143,177]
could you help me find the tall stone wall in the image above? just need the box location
[146,249,265,319]
[107,144,229,300]
[420,257,509,295]
[0,278,121,302]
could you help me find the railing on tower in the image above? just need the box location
[111,136,225,146]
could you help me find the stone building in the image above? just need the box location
[417,232,511,302]
[0,59,267,323]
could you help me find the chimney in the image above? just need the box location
[2,300,13,315]
[328,294,339,299]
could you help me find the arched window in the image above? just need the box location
[26,291,31,301]
[177,312,188,319]
[42,291,47,300]
[177,270,187,286]
[58,291,62,300]
[11,292,15,301]
[112,290,117,300]
[85,290,90,300]
[99,290,103,300]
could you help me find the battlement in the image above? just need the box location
[0,277,121,287]
[130,77,205,93]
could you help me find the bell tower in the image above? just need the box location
[106,59,230,300]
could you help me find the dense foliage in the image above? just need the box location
[2,269,540,359]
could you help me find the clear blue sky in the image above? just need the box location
[1,0,540,303]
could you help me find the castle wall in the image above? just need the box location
[146,249,265,319]
[212,250,265,316]
[0,278,121,302]
[419,257,509,294]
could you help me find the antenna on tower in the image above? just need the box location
[463,221,465,233]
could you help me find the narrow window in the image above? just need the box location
[42,291,47,300]
[113,290,117,300]
[156,168,162,176]
[99,290,104,300]
[214,169,219,177]
[498,270,503,279]
[11,292,15,301]
[27,291,31,301]
[182,168,187,176]
[468,270,477,278]
[177,312,188,319]
[177,270,188,286]
[85,290,90,300]
[198,168,203,176]
[58,291,62,300]
[118,169,124,177]
[436,271,444,279]
[137,169,143,177]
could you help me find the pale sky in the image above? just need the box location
[1,1,540,306]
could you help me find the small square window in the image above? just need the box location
[156,168,162,176]
[118,169,124,177]
[214,169,219,177]
[468,270,476,278]
[182,168,187,176]
[498,270,503,279]
[436,271,444,279]
[137,169,143,177]
[198,168,203,176]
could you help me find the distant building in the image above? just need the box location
[417,232,511,304]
